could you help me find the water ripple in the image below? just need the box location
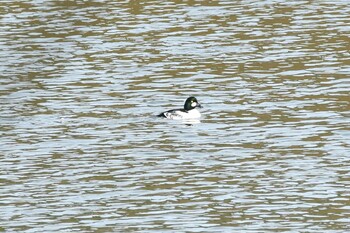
[1,0,349,232]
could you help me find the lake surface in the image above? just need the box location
[1,0,349,232]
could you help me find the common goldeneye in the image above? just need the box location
[157,96,202,120]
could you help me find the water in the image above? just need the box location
[1,0,349,232]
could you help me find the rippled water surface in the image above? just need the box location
[1,0,350,232]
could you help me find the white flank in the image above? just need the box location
[164,109,201,120]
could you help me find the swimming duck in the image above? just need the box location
[157,96,202,120]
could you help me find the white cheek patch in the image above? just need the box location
[191,102,197,107]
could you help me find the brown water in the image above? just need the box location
[1,0,349,232]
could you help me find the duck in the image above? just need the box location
[157,96,202,120]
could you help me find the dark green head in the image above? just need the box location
[184,96,202,111]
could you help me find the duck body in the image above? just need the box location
[158,108,201,120]
[157,97,202,120]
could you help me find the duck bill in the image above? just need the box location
[197,103,203,108]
